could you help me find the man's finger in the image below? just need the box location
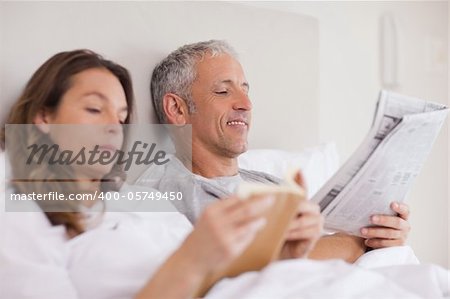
[360,227,404,240]
[391,202,410,220]
[369,214,410,231]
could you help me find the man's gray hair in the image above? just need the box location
[150,40,238,123]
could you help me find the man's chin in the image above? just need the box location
[227,144,248,158]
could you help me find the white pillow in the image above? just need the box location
[238,143,339,197]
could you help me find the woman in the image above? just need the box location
[0,50,321,298]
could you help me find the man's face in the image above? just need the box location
[187,53,252,158]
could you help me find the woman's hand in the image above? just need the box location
[279,170,323,259]
[182,195,274,274]
[280,200,323,259]
[135,196,274,299]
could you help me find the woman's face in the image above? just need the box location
[40,67,128,179]
[48,68,128,125]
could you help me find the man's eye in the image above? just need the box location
[215,91,228,95]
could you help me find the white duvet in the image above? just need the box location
[1,203,449,299]
[207,256,449,299]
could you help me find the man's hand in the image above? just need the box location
[280,170,323,259]
[361,202,411,249]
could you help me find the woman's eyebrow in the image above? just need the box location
[82,92,128,112]
[82,91,108,100]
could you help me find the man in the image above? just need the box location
[139,40,410,262]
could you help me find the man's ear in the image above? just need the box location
[162,93,189,125]
[33,109,51,134]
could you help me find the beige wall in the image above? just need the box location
[0,1,319,150]
[243,1,449,268]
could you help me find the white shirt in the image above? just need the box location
[0,185,192,299]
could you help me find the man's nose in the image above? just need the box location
[233,92,252,111]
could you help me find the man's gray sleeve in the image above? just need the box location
[151,165,282,223]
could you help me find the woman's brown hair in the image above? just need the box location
[0,49,134,236]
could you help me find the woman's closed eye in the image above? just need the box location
[86,107,101,114]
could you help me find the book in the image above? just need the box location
[311,90,448,235]
[194,172,305,297]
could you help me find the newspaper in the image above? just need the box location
[311,90,448,236]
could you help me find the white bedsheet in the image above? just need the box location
[355,246,420,269]
[207,259,449,299]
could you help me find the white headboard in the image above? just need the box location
[0,1,318,151]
